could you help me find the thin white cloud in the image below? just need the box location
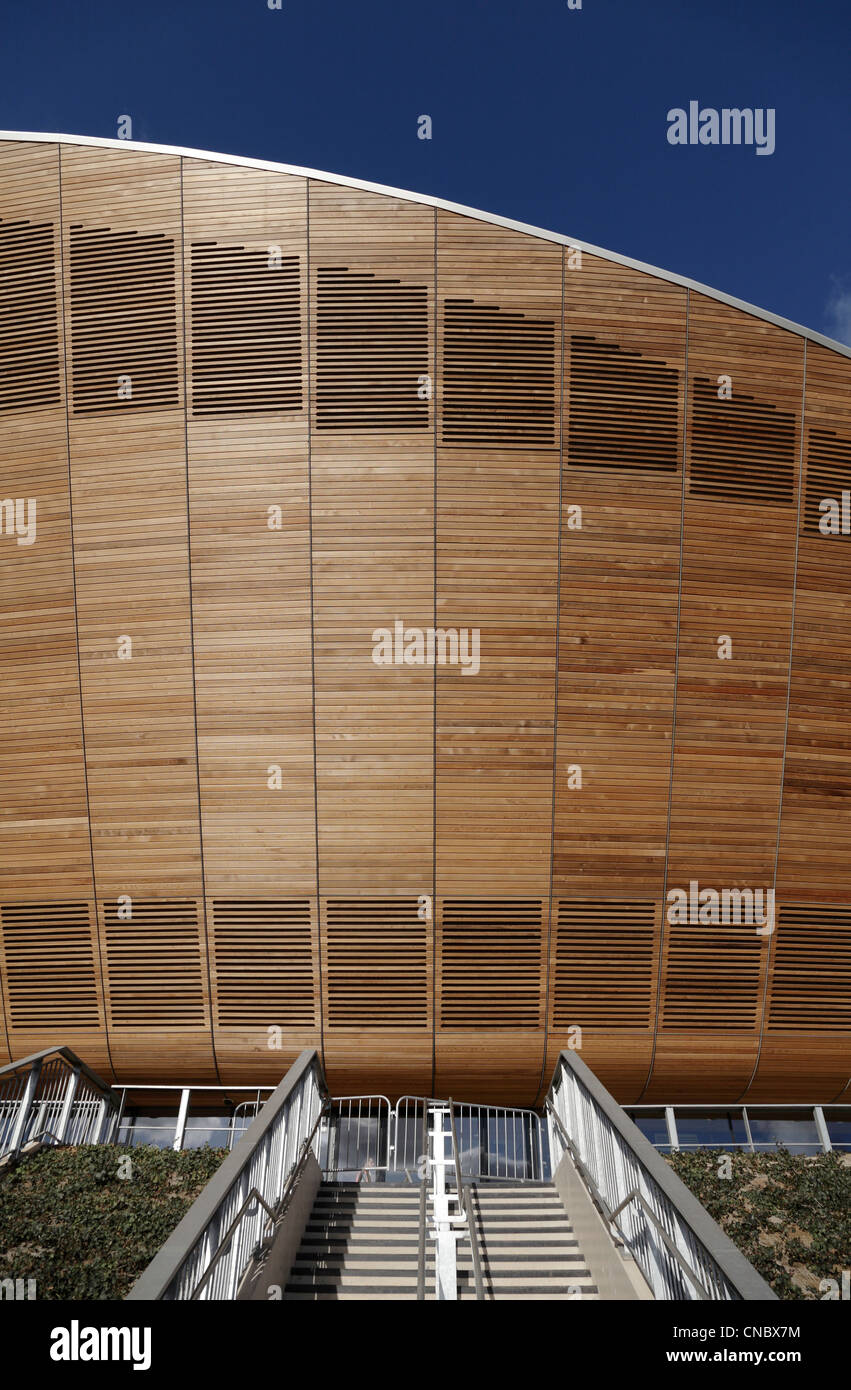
[824,275,851,347]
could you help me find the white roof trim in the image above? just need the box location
[2,129,849,361]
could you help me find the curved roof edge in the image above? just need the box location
[3,129,850,362]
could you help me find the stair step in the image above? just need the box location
[296,1256,595,1267]
[283,1177,602,1302]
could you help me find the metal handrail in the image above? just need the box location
[0,1047,116,1160]
[127,1050,325,1300]
[546,1101,711,1299]
[546,1051,777,1301]
[416,1104,428,1300]
[191,1189,278,1300]
[448,1098,485,1301]
[608,1189,710,1299]
[190,1101,328,1300]
[0,1045,112,1096]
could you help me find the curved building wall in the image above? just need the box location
[0,136,849,1104]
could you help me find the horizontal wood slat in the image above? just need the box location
[189,241,301,415]
[552,901,656,1030]
[315,266,429,431]
[102,899,207,1030]
[438,900,545,1029]
[211,900,316,1028]
[767,905,851,1032]
[660,918,767,1032]
[567,334,680,472]
[0,216,61,412]
[441,297,557,447]
[0,901,101,1029]
[323,899,429,1030]
[802,426,851,538]
[688,376,797,506]
[69,224,180,414]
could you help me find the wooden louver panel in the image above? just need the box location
[802,427,851,537]
[439,900,544,1029]
[567,335,680,471]
[0,217,61,412]
[688,376,797,505]
[767,906,851,1031]
[661,919,764,1031]
[315,266,429,430]
[103,900,205,1029]
[0,903,99,1029]
[441,297,556,447]
[212,900,314,1027]
[69,224,179,413]
[190,242,301,415]
[554,902,655,1029]
[324,900,428,1029]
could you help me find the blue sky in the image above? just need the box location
[2,0,849,342]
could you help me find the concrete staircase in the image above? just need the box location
[283,1180,599,1300]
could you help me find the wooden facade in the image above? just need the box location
[1,136,849,1105]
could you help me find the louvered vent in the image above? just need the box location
[212,900,314,1028]
[661,914,765,1031]
[553,902,655,1029]
[802,428,851,538]
[442,298,556,447]
[69,225,179,413]
[688,377,797,506]
[439,900,544,1029]
[324,900,428,1029]
[0,902,99,1029]
[315,267,429,430]
[103,900,205,1029]
[567,335,680,471]
[190,243,301,415]
[767,905,851,1031]
[0,218,61,412]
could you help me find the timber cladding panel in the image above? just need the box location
[435,211,561,902]
[182,160,315,912]
[0,135,850,1102]
[308,181,435,902]
[554,255,686,902]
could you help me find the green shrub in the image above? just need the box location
[667,1149,851,1299]
[0,1143,227,1300]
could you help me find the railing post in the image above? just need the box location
[94,1093,114,1144]
[814,1106,832,1153]
[742,1107,756,1153]
[9,1059,42,1158]
[173,1089,191,1151]
[665,1107,679,1152]
[55,1065,81,1144]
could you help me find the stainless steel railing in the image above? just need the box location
[545,1051,777,1302]
[319,1095,391,1179]
[127,1050,325,1301]
[0,1047,116,1161]
[392,1096,547,1183]
[447,1099,485,1300]
[416,1103,429,1299]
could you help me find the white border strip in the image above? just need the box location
[2,129,849,361]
